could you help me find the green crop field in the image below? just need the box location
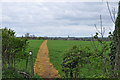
[15,40,110,78]
[47,40,110,78]
[15,40,43,76]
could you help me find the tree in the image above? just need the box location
[110,1,120,78]
[2,28,28,68]
[25,33,30,39]
[0,29,2,59]
[93,14,112,77]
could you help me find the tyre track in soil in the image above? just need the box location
[34,40,60,78]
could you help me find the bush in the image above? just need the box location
[2,67,24,78]
[62,46,90,78]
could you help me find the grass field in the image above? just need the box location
[47,40,110,78]
[15,40,110,78]
[15,40,43,76]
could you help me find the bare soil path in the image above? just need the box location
[34,40,60,78]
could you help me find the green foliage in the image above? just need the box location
[15,40,43,75]
[2,28,43,78]
[2,28,29,78]
[0,29,2,79]
[2,67,24,78]
[109,1,120,78]
[93,32,111,77]
[62,46,90,78]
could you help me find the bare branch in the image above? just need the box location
[100,15,103,39]
[108,26,112,32]
[106,1,115,23]
[112,7,116,21]
[103,27,106,36]
[94,24,101,34]
[90,34,98,52]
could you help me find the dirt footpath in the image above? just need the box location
[34,40,60,78]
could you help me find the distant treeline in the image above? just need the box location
[17,36,110,41]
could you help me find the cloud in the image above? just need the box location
[1,0,120,2]
[1,2,118,37]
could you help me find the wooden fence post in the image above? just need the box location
[29,51,34,76]
[26,55,28,72]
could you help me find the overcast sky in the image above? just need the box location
[1,2,119,37]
